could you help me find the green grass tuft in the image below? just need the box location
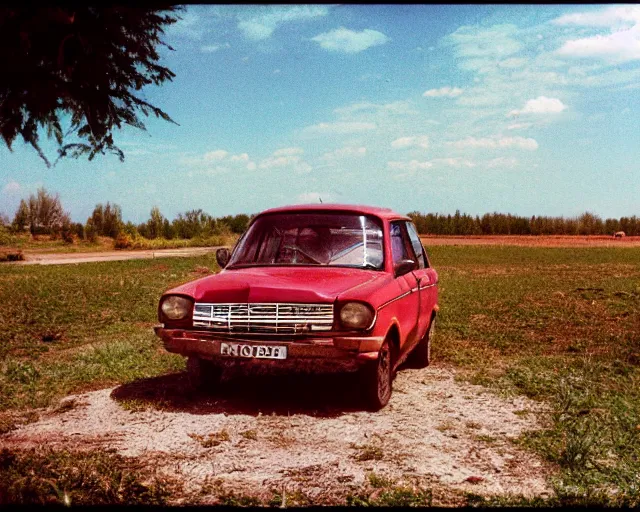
[0,448,176,505]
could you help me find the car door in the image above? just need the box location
[405,221,437,339]
[389,221,420,355]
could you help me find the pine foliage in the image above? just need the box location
[0,7,180,166]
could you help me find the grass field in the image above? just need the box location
[430,245,640,505]
[1,245,639,505]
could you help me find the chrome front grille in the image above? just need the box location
[192,303,334,334]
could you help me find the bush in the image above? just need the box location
[0,249,24,262]
[0,225,11,246]
[61,230,74,244]
[114,233,133,250]
[85,223,97,243]
[73,223,85,240]
[122,221,138,237]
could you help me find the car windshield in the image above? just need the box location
[228,213,384,269]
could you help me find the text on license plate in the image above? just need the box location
[219,342,287,360]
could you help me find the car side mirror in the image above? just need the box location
[394,259,416,277]
[216,248,231,269]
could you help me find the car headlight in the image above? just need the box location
[339,302,374,330]
[160,295,193,320]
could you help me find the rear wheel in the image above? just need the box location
[186,356,222,391]
[408,317,435,369]
[360,338,393,411]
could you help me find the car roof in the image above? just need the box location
[257,203,411,221]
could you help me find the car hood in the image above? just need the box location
[165,266,387,304]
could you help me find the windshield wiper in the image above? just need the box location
[359,262,380,270]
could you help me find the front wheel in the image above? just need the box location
[360,338,393,411]
[408,317,435,369]
[186,356,222,391]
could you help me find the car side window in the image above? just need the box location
[405,221,428,269]
[390,222,411,266]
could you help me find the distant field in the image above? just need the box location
[1,246,639,505]
[422,235,640,247]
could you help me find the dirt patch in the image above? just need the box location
[1,364,553,503]
[13,246,223,266]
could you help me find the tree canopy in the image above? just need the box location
[0,7,180,166]
[11,186,71,235]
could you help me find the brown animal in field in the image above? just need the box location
[614,231,626,238]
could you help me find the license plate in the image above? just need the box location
[219,342,287,360]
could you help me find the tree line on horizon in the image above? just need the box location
[407,210,639,236]
[3,188,639,243]
[5,187,251,245]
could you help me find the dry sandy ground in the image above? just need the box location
[421,235,640,247]
[2,364,553,504]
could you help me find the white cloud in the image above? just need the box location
[302,121,377,135]
[509,96,567,116]
[230,153,250,162]
[259,156,294,168]
[431,158,476,168]
[321,146,367,161]
[423,86,464,98]
[507,122,533,130]
[273,147,304,157]
[180,149,256,172]
[259,155,312,174]
[553,6,640,27]
[391,136,430,150]
[237,5,329,40]
[238,21,273,40]
[444,24,523,59]
[552,6,640,62]
[449,136,539,151]
[200,43,230,53]
[296,192,332,204]
[557,25,640,62]
[312,27,389,53]
[333,101,417,117]
[434,14,640,149]
[2,180,20,194]
[166,11,205,40]
[204,150,229,161]
[498,57,528,68]
[387,160,433,172]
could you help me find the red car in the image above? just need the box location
[155,204,438,410]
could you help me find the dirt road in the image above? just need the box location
[15,246,224,265]
[2,363,552,504]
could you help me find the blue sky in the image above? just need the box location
[1,4,640,224]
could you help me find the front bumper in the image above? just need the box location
[154,326,384,372]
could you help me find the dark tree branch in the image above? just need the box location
[0,6,181,167]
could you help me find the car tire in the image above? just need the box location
[186,356,222,391]
[408,317,434,369]
[360,337,393,411]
